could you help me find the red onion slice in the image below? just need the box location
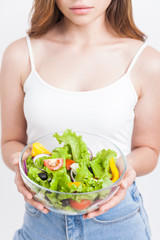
[24,159,28,175]
[70,169,76,182]
[87,147,93,160]
[33,154,50,172]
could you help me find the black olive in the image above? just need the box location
[88,166,93,174]
[38,172,48,180]
[61,199,70,207]
[94,195,99,201]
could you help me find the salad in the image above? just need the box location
[24,129,119,211]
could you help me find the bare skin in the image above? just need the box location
[1,0,160,218]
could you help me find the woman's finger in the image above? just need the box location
[24,196,50,214]
[11,151,49,214]
[84,186,126,219]
[10,152,21,166]
[14,165,49,214]
[120,165,136,190]
[14,166,33,200]
[11,150,31,166]
[84,164,136,219]
[99,186,126,212]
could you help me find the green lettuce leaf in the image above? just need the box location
[75,164,93,182]
[53,129,90,164]
[26,144,72,192]
[90,149,117,178]
[27,167,50,188]
[25,130,118,206]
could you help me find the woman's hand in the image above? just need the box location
[83,163,136,219]
[11,152,49,214]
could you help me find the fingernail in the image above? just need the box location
[27,194,32,200]
[123,181,128,189]
[13,159,18,165]
[100,207,104,212]
[38,205,43,211]
[42,209,48,214]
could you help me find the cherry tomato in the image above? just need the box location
[69,199,92,210]
[43,158,63,170]
[66,159,75,170]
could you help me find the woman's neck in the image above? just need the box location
[55,15,117,46]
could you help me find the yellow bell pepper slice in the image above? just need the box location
[67,182,86,188]
[31,142,51,157]
[67,182,81,188]
[109,157,119,183]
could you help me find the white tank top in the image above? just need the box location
[24,35,147,155]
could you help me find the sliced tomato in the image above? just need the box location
[66,159,75,170]
[69,199,92,210]
[43,158,63,171]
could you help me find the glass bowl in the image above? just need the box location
[19,131,127,215]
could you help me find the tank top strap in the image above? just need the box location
[127,43,147,75]
[26,35,35,70]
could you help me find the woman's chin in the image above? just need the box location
[64,15,98,27]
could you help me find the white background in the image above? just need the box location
[0,0,160,239]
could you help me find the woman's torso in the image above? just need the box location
[23,35,147,155]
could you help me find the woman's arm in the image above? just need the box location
[127,46,160,177]
[0,40,49,214]
[0,40,28,171]
[84,46,160,219]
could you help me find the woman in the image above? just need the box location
[1,0,160,239]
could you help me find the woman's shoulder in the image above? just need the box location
[135,43,160,93]
[123,38,160,95]
[140,44,160,79]
[2,37,28,62]
[143,44,160,67]
[1,37,32,86]
[121,37,160,75]
[1,37,30,77]
[126,38,160,79]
